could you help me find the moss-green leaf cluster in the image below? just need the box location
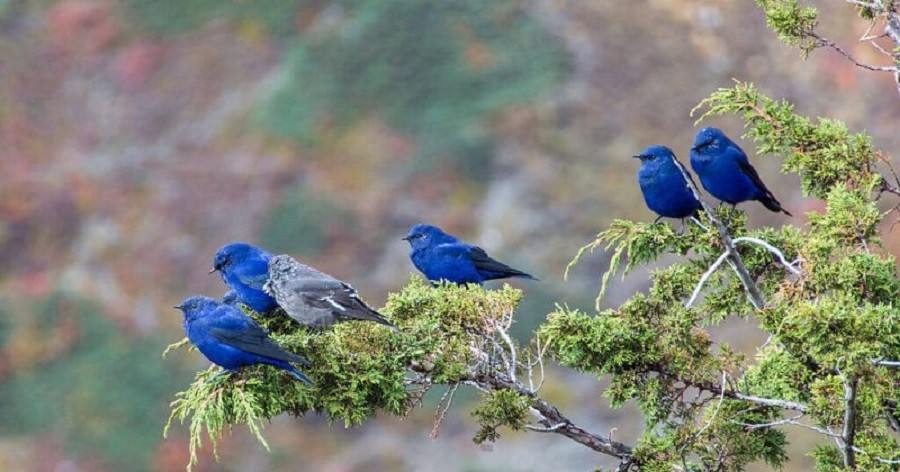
[755,0,819,57]
[470,389,529,444]
[693,81,881,199]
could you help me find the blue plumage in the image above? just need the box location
[222,290,243,307]
[211,242,279,313]
[634,145,701,221]
[689,128,791,216]
[403,224,536,285]
[176,295,312,385]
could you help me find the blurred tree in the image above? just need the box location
[123,0,567,178]
[121,0,310,36]
[256,0,566,179]
[164,2,900,471]
[259,185,354,256]
[0,294,190,471]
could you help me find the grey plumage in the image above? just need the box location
[263,254,397,330]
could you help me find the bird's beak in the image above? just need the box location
[631,155,642,159]
[401,236,411,241]
[173,305,182,310]
[208,267,217,274]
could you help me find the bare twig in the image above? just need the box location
[686,251,731,308]
[527,334,551,394]
[689,215,710,232]
[862,451,900,465]
[731,237,802,275]
[430,383,460,439]
[807,30,897,73]
[852,446,900,464]
[697,382,809,412]
[680,372,728,456]
[535,334,551,393]
[737,413,806,430]
[734,413,853,444]
[685,235,801,308]
[525,422,567,432]
[495,322,518,384]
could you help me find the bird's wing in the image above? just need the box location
[733,150,776,200]
[283,276,347,293]
[233,260,270,290]
[464,245,533,278]
[723,141,775,197]
[736,157,791,215]
[208,308,309,366]
[298,283,357,312]
[293,278,394,325]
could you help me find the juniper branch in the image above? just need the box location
[672,159,767,309]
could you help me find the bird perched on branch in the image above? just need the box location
[634,145,702,223]
[211,242,279,314]
[175,295,312,385]
[689,127,792,216]
[264,254,396,329]
[403,224,536,285]
[222,290,243,307]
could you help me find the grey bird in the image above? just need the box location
[263,254,397,330]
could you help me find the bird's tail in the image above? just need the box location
[759,194,793,217]
[292,353,313,368]
[483,268,538,281]
[264,352,314,385]
[281,364,314,386]
[353,305,401,331]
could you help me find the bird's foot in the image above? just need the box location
[206,369,233,384]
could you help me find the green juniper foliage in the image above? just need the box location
[755,0,820,57]
[555,81,898,469]
[471,389,530,445]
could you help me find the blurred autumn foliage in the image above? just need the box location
[0,1,897,471]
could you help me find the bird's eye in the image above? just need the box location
[647,155,656,161]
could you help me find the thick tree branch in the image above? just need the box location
[468,372,635,463]
[842,375,860,469]
[433,316,637,467]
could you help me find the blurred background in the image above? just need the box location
[1,1,898,471]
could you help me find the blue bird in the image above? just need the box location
[690,127,792,216]
[634,145,702,223]
[222,290,243,307]
[175,295,313,385]
[403,224,536,285]
[211,242,279,313]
